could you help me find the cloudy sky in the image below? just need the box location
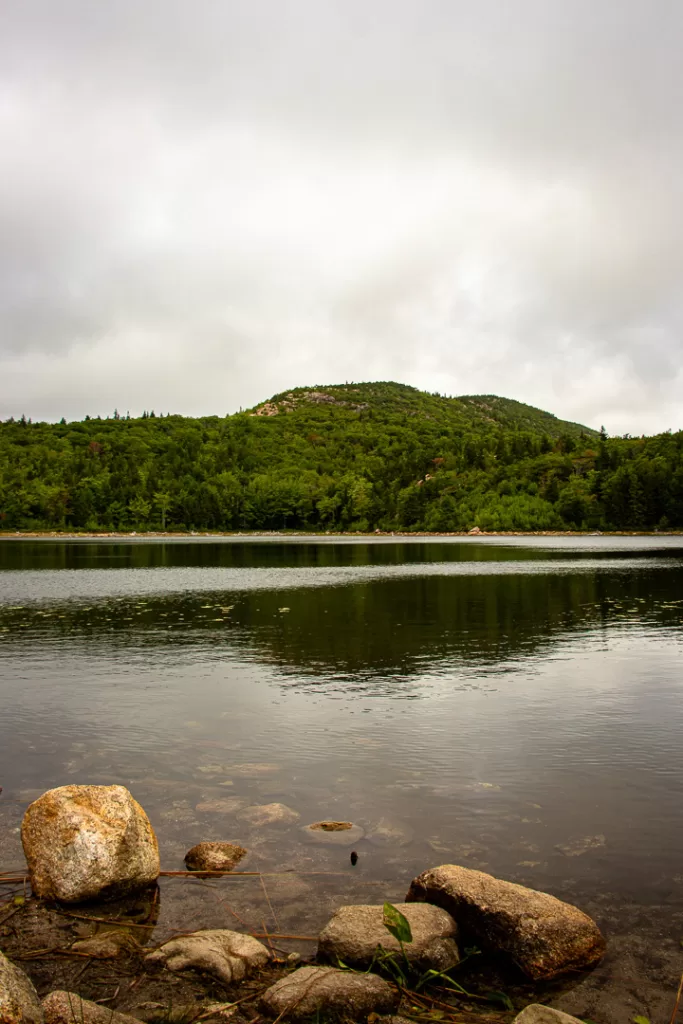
[1,1,682,433]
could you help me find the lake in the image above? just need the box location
[1,535,683,1015]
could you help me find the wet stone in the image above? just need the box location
[184,842,248,873]
[43,992,140,1024]
[0,950,44,1024]
[260,966,398,1021]
[318,903,459,972]
[407,864,605,981]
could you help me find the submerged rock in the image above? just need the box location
[184,841,247,873]
[302,821,365,845]
[21,785,160,903]
[43,992,140,1024]
[0,950,43,1024]
[260,966,398,1021]
[406,864,605,980]
[366,817,415,847]
[318,903,459,971]
[195,798,244,815]
[145,929,270,986]
[236,803,299,826]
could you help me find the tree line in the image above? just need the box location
[1,382,681,532]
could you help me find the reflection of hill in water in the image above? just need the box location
[2,562,681,682]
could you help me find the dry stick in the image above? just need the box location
[259,875,280,933]
[159,870,349,877]
[250,933,317,941]
[261,917,276,960]
[192,878,250,931]
[670,971,683,1024]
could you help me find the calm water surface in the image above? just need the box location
[2,536,683,943]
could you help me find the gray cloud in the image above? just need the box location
[1,0,683,432]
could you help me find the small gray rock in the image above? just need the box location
[260,965,398,1021]
[513,1005,585,1024]
[145,929,270,986]
[0,950,43,1024]
[42,991,140,1024]
[184,842,247,873]
[318,903,459,971]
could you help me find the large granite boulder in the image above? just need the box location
[260,966,398,1021]
[406,864,605,980]
[21,785,160,903]
[43,992,140,1024]
[0,950,43,1024]
[145,930,269,986]
[318,903,459,971]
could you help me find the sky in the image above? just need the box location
[2,1,682,435]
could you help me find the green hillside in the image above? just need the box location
[0,381,681,532]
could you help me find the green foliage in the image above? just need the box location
[382,901,413,945]
[0,381,680,533]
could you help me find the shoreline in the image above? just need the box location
[2,529,682,540]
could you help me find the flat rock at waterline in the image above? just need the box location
[318,903,459,971]
[43,992,140,1024]
[145,930,269,986]
[406,864,605,980]
[21,785,159,903]
[513,1005,584,1024]
[260,966,398,1021]
[184,841,247,873]
[301,821,365,845]
[0,950,43,1024]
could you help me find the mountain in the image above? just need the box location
[0,381,681,533]
[250,382,597,440]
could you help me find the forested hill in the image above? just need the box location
[1,381,681,532]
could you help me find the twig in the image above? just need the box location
[260,918,276,960]
[250,933,317,941]
[670,970,683,1024]
[191,878,250,930]
[55,910,155,929]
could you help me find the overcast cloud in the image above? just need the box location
[1,1,682,434]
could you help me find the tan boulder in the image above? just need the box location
[21,785,160,903]
[145,929,269,986]
[260,966,398,1021]
[406,864,605,980]
[318,903,459,971]
[0,950,43,1024]
[42,992,140,1024]
[184,842,247,873]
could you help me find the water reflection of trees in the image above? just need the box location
[1,539,673,571]
[2,567,681,680]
